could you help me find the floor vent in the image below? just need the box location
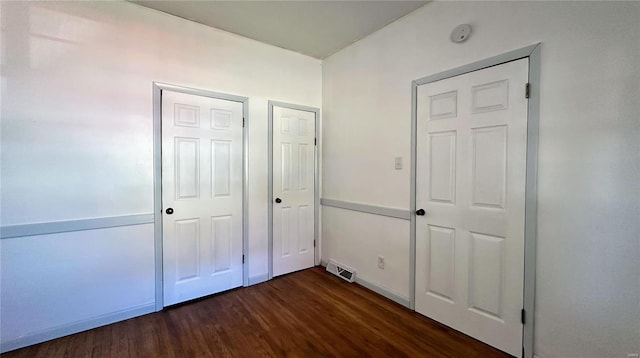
[326,260,356,283]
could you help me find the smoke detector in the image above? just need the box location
[451,24,472,43]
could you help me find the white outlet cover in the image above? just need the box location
[451,24,472,43]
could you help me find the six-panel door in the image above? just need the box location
[415,59,529,356]
[162,90,243,306]
[272,106,316,277]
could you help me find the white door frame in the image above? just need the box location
[268,101,320,280]
[152,82,249,310]
[410,43,541,358]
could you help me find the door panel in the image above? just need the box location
[175,218,200,281]
[415,58,528,356]
[162,90,243,306]
[272,106,316,277]
[429,131,456,204]
[471,126,507,209]
[211,215,232,273]
[175,138,199,199]
[211,141,231,197]
[426,225,455,301]
[468,232,505,319]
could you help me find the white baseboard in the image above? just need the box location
[248,273,269,286]
[320,259,411,308]
[354,277,411,308]
[1,303,155,353]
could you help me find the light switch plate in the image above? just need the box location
[394,157,402,170]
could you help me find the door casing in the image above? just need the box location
[153,82,249,310]
[268,101,320,280]
[410,43,541,358]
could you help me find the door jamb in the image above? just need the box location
[409,43,541,358]
[267,101,320,280]
[152,82,250,311]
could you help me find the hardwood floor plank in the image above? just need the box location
[3,267,511,357]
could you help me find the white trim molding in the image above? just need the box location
[354,277,411,309]
[320,198,410,220]
[0,214,154,239]
[0,303,155,353]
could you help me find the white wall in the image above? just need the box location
[0,0,321,349]
[322,2,639,357]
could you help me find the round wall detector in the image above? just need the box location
[450,24,472,43]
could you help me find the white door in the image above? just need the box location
[162,90,243,306]
[415,59,529,356]
[272,106,316,277]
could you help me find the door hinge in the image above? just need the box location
[525,83,530,99]
[313,240,316,248]
[521,308,526,324]
[314,137,317,146]
[242,254,245,264]
[242,117,245,127]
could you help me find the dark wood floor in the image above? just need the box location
[4,267,509,357]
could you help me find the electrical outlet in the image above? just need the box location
[378,256,385,269]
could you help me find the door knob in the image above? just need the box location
[275,198,282,203]
[416,209,425,216]
[165,208,174,215]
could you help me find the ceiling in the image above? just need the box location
[132,1,428,59]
